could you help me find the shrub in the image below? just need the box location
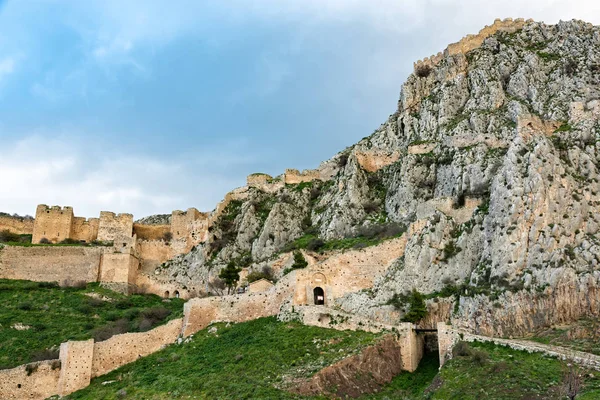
[415,63,432,78]
[283,251,309,275]
[246,266,274,284]
[471,349,489,365]
[453,341,472,357]
[39,237,51,244]
[401,289,428,323]
[0,229,21,243]
[306,238,325,252]
[141,306,171,322]
[162,231,173,242]
[337,153,349,168]
[18,302,33,311]
[30,348,59,362]
[92,318,130,342]
[362,200,380,214]
[86,297,105,308]
[59,238,82,245]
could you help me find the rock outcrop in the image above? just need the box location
[162,19,600,337]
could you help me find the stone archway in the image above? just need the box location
[164,291,170,298]
[314,287,325,305]
[174,290,180,298]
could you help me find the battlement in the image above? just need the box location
[32,205,75,243]
[284,168,322,184]
[97,212,134,245]
[413,18,532,71]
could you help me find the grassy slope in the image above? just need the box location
[0,279,184,369]
[68,322,600,400]
[67,317,381,400]
[528,319,600,356]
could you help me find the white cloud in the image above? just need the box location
[0,134,247,219]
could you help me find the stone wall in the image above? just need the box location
[91,318,183,377]
[355,150,401,172]
[32,205,74,243]
[0,246,103,284]
[0,318,186,399]
[137,239,172,271]
[71,217,99,243]
[99,252,139,293]
[98,212,134,245]
[293,237,406,306]
[247,279,274,293]
[283,168,322,184]
[133,223,170,241]
[0,360,61,400]
[0,215,34,235]
[57,339,94,396]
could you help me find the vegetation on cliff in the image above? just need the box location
[0,280,184,370]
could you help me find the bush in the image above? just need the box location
[59,238,82,245]
[306,238,325,252]
[246,266,274,284]
[362,200,380,214]
[400,289,428,323]
[415,63,432,78]
[18,302,33,311]
[39,237,51,244]
[337,153,349,168]
[30,348,59,362]
[162,231,173,242]
[0,229,21,243]
[92,318,130,342]
[141,306,171,322]
[471,349,489,365]
[283,251,309,275]
[453,341,472,357]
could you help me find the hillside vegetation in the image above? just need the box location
[64,317,600,400]
[0,279,184,370]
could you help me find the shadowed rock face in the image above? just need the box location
[292,335,403,399]
[162,19,600,336]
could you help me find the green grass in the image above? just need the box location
[528,319,600,356]
[67,317,381,400]
[0,279,184,370]
[429,341,600,399]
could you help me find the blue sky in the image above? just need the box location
[1,0,598,218]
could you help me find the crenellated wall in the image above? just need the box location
[71,217,99,243]
[98,212,134,245]
[32,205,74,243]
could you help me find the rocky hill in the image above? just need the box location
[158,18,600,337]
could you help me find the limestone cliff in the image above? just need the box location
[160,19,600,337]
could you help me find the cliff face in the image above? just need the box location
[161,19,600,336]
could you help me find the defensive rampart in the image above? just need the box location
[0,215,34,235]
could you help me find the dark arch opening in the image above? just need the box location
[313,287,325,305]
[174,290,180,298]
[164,291,170,298]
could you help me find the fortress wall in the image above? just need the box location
[247,173,285,193]
[355,150,401,172]
[0,360,61,400]
[293,236,406,306]
[98,212,133,244]
[0,216,34,235]
[32,205,74,243]
[0,246,103,284]
[137,240,172,271]
[182,276,296,336]
[284,168,321,184]
[57,340,94,396]
[71,217,99,243]
[135,273,193,299]
[171,208,209,254]
[98,252,139,293]
[91,318,183,378]
[133,223,170,241]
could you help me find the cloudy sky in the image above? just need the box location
[0,0,598,219]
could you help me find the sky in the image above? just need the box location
[0,0,599,219]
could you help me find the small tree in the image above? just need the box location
[219,261,242,294]
[401,289,428,323]
[162,231,173,243]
